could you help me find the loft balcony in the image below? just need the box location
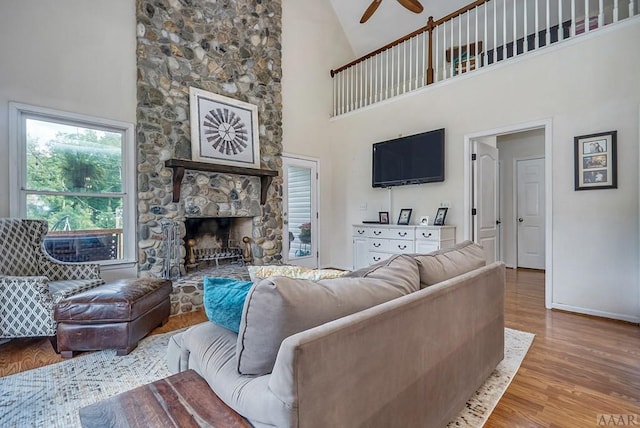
[330,0,639,116]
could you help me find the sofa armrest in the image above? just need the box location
[269,262,505,428]
[39,249,101,281]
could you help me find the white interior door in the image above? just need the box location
[283,156,318,268]
[517,158,545,269]
[473,141,499,263]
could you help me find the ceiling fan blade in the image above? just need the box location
[360,0,382,24]
[397,0,424,14]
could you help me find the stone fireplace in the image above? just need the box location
[135,0,284,288]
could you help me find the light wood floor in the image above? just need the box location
[1,269,638,426]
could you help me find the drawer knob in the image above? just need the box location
[373,230,382,235]
[373,243,381,248]
[358,229,365,234]
[422,232,432,238]
[398,232,407,237]
[398,245,407,250]
[373,256,381,262]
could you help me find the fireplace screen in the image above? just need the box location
[184,217,251,270]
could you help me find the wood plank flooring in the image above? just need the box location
[1,269,638,426]
[488,268,640,427]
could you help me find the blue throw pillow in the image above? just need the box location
[203,277,254,333]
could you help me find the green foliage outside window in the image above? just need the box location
[25,123,123,232]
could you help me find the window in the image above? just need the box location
[9,103,136,264]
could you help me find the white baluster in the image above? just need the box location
[484,3,489,65]
[466,10,471,72]
[355,62,360,109]
[458,15,462,75]
[351,65,355,111]
[584,0,590,33]
[376,53,380,101]
[571,0,576,36]
[413,33,424,89]
[444,20,449,79]
[475,6,479,68]
[535,0,540,49]
[403,40,407,93]
[546,0,551,46]
[559,0,564,41]
[613,0,619,22]
[434,28,439,83]
[503,0,507,58]
[629,0,635,17]
[385,48,389,99]
[337,71,341,115]
[493,1,498,62]
[598,0,604,27]
[513,0,517,56]
[396,45,402,95]
[450,19,454,77]
[332,73,335,117]
[524,0,529,52]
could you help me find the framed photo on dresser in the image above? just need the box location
[434,207,448,225]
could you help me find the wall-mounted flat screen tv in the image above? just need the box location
[372,128,445,188]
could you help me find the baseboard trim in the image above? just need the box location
[551,303,640,324]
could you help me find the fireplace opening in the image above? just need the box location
[184,217,253,271]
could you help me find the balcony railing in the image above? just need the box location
[44,228,123,262]
[331,0,638,116]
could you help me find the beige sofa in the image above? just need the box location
[167,241,505,427]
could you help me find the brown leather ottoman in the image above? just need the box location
[54,278,172,358]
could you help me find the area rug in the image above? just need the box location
[0,328,534,427]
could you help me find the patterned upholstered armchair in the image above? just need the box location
[0,219,105,340]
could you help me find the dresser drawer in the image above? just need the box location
[366,227,414,240]
[415,228,441,241]
[368,252,395,265]
[368,239,414,254]
[352,226,368,237]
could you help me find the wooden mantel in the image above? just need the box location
[164,158,278,205]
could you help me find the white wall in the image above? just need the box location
[0,0,138,277]
[497,129,545,267]
[281,0,353,267]
[326,21,640,322]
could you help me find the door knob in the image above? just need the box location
[518,218,524,223]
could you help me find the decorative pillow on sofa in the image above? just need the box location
[236,254,420,375]
[203,277,254,333]
[412,240,486,288]
[247,265,347,281]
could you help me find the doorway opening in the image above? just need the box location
[282,154,319,268]
[464,119,552,308]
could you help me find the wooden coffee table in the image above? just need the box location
[79,369,251,427]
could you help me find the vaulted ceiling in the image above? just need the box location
[328,0,471,56]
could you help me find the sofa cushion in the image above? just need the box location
[203,277,254,333]
[236,254,420,375]
[412,240,486,288]
[247,265,347,281]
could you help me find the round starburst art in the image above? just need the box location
[190,87,260,168]
[203,108,249,156]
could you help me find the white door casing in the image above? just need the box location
[516,158,545,269]
[283,155,318,268]
[473,141,499,264]
[464,118,552,309]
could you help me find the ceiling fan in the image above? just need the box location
[360,0,424,24]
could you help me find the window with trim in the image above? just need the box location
[10,103,136,264]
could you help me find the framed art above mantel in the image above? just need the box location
[189,87,260,169]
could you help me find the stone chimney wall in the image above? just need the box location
[136,0,283,276]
